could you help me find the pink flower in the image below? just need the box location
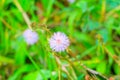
[49,32,70,52]
[23,29,38,45]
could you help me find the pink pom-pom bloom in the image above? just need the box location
[49,32,70,52]
[23,29,38,45]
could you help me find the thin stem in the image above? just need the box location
[58,67,61,80]
[13,0,32,30]
[26,53,46,80]
[100,0,106,22]
[0,18,13,30]
[104,46,120,66]
[106,5,120,19]
[54,55,61,80]
[66,48,108,80]
[54,54,74,80]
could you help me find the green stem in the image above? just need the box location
[26,53,46,80]
[106,5,120,19]
[13,0,32,30]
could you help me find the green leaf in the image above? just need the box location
[8,64,35,80]
[41,0,55,17]
[23,70,57,80]
[15,37,27,65]
[68,11,78,34]
[114,64,120,75]
[76,1,87,13]
[96,61,107,74]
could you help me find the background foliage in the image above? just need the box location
[0,0,120,80]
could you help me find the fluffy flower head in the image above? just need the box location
[49,32,70,52]
[23,29,38,45]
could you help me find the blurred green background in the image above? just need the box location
[0,0,120,80]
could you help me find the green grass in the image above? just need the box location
[0,0,120,80]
